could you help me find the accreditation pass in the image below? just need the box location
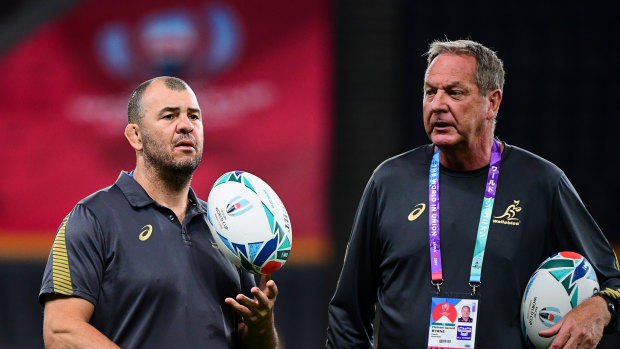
[427,297,478,349]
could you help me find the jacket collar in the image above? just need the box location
[115,171,206,214]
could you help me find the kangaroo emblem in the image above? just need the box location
[494,200,522,221]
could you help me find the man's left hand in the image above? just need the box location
[538,296,610,348]
[226,275,278,348]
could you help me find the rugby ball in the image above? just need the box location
[521,252,599,348]
[206,171,292,274]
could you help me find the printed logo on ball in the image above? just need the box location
[226,195,253,216]
[282,210,291,233]
[215,207,229,230]
[526,297,538,327]
[539,307,562,327]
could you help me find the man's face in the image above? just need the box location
[138,80,204,176]
[423,53,492,149]
[462,306,470,319]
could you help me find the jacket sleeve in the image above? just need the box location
[327,178,381,348]
[551,173,620,332]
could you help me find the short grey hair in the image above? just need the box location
[425,39,505,95]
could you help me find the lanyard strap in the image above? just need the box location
[428,140,502,293]
[428,150,442,283]
[469,140,502,285]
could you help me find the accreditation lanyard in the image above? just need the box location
[428,140,502,294]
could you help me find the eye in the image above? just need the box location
[189,113,200,120]
[163,114,173,120]
[424,88,436,97]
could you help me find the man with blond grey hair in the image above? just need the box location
[327,39,619,348]
[40,76,279,349]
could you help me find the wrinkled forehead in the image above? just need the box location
[425,53,476,80]
[423,54,478,92]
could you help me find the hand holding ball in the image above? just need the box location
[521,251,599,348]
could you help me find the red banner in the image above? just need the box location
[0,0,332,262]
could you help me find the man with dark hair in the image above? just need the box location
[40,76,279,349]
[127,77,189,125]
[327,39,620,348]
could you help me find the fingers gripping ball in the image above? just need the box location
[520,252,600,348]
[206,171,292,274]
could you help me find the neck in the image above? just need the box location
[132,161,193,223]
[437,138,502,171]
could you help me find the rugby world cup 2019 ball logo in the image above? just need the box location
[95,3,243,81]
[539,307,563,327]
[226,196,253,216]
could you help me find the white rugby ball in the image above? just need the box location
[521,251,599,348]
[206,171,292,274]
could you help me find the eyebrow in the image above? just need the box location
[424,81,468,89]
[159,107,201,114]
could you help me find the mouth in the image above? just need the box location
[174,138,196,150]
[432,121,454,132]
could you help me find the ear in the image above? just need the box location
[125,124,143,151]
[487,89,502,119]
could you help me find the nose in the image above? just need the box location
[430,90,448,113]
[177,114,194,134]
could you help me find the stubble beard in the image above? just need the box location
[141,131,202,187]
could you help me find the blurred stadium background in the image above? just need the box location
[1,0,619,348]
